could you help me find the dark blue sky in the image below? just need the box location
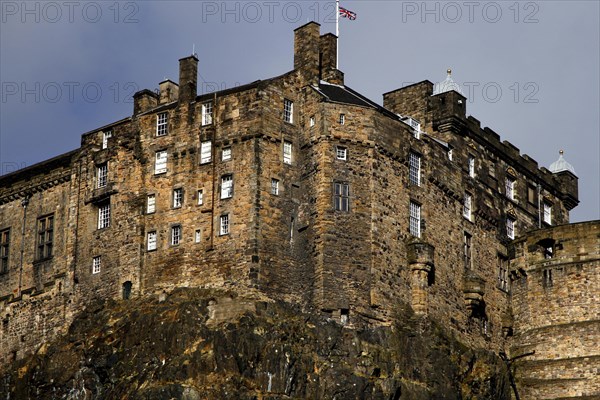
[1,1,598,222]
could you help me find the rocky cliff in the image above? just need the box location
[1,288,511,399]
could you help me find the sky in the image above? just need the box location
[1,0,598,222]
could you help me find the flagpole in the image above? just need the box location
[336,0,339,69]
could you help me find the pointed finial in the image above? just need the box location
[559,149,564,156]
[447,68,452,76]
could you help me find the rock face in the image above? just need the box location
[1,289,510,399]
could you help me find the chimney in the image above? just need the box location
[179,55,198,104]
[159,79,179,104]
[294,22,320,85]
[319,33,343,85]
[133,89,158,116]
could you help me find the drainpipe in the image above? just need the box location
[18,195,30,297]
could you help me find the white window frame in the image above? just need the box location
[339,114,345,125]
[409,152,421,186]
[309,116,315,127]
[543,202,552,225]
[497,255,509,292]
[92,256,101,274]
[98,203,110,229]
[147,194,156,214]
[222,147,232,161]
[155,150,167,174]
[506,217,516,239]
[102,130,112,150]
[201,102,213,126]
[147,231,157,251]
[447,148,453,161]
[468,156,475,178]
[173,188,183,208]
[97,163,108,188]
[336,146,347,161]
[463,193,472,221]
[195,229,202,243]
[197,189,204,205]
[221,175,233,199]
[333,182,350,212]
[505,176,516,200]
[283,99,293,123]
[200,140,212,164]
[283,141,292,165]
[171,225,182,246]
[156,112,168,136]
[220,214,230,235]
[271,178,279,195]
[409,201,421,238]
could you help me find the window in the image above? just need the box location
[409,152,421,186]
[222,147,232,161]
[221,175,233,199]
[447,148,453,161]
[98,203,110,229]
[173,188,183,208]
[156,112,168,136]
[339,114,345,125]
[333,182,350,212]
[195,229,202,243]
[283,141,292,165]
[147,194,156,214]
[527,185,537,205]
[220,215,230,235]
[543,202,552,225]
[36,215,54,260]
[505,176,516,200]
[200,141,212,164]
[404,117,420,139]
[1,229,9,273]
[336,146,347,161]
[463,193,472,221]
[283,99,293,123]
[171,225,182,245]
[147,231,157,251]
[506,217,515,239]
[102,130,112,150]
[96,163,108,188]
[409,201,421,238]
[464,232,472,269]
[271,178,279,195]
[468,156,475,177]
[309,116,315,127]
[201,102,213,126]
[155,150,167,174]
[92,256,101,274]
[497,254,509,292]
[197,189,204,205]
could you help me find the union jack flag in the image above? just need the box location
[339,6,357,20]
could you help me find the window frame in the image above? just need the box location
[283,140,292,165]
[222,146,232,162]
[339,113,345,125]
[197,189,204,206]
[463,192,472,221]
[155,150,167,175]
[464,232,472,270]
[543,202,552,225]
[220,214,230,236]
[200,140,212,164]
[98,202,111,230]
[195,229,202,243]
[92,256,101,274]
[409,201,421,238]
[147,231,157,251]
[96,163,108,189]
[283,99,293,123]
[36,214,54,261]
[146,194,156,214]
[201,101,213,126]
[156,112,168,136]
[336,146,347,161]
[333,182,350,212]
[171,224,182,246]
[271,178,279,195]
[505,176,516,200]
[1,228,10,273]
[497,254,510,292]
[506,217,516,240]
[173,188,183,208]
[220,175,233,199]
[468,155,475,178]
[102,130,112,150]
[409,152,421,186]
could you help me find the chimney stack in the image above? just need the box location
[294,22,320,85]
[179,55,198,104]
[319,33,343,85]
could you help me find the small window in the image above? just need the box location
[447,148,453,161]
[147,231,157,251]
[221,175,233,199]
[201,102,213,126]
[506,217,516,240]
[97,163,108,188]
[36,215,54,260]
[271,179,279,195]
[497,254,509,292]
[92,256,101,274]
[195,229,202,243]
[222,147,232,161]
[409,152,421,186]
[197,189,204,205]
[505,176,516,200]
[527,185,537,205]
[220,215,230,235]
[283,99,293,123]
[171,225,182,245]
[468,156,475,178]
[463,193,472,221]
[1,229,10,273]
[155,150,167,174]
[336,146,347,161]
[200,141,212,164]
[283,141,292,165]
[102,130,112,150]
[464,232,472,269]
[156,112,168,136]
[340,309,349,325]
[173,188,183,208]
[543,202,552,225]
[339,114,345,125]
[309,116,315,127]
[147,194,156,214]
[409,201,421,238]
[98,202,110,229]
[333,182,350,212]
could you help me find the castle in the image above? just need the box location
[0,22,598,399]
